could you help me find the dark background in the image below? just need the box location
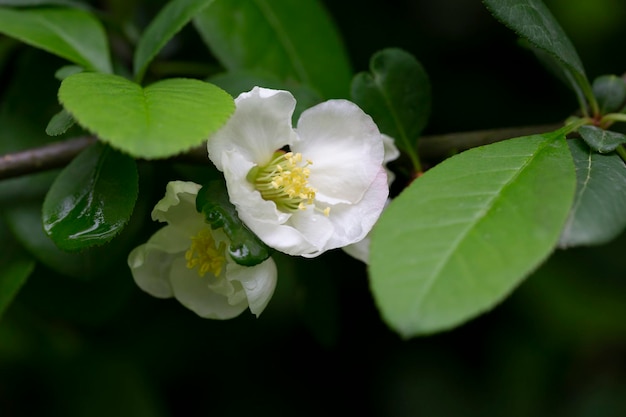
[2,0,626,416]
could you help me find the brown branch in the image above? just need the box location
[0,136,97,180]
[0,123,563,181]
[417,123,562,160]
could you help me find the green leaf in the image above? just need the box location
[592,74,626,114]
[351,48,431,160]
[482,0,594,112]
[0,50,143,280]
[0,220,35,319]
[133,0,216,83]
[58,72,235,159]
[193,0,352,98]
[42,142,138,252]
[369,131,576,337]
[54,64,83,80]
[0,7,112,73]
[196,180,271,266]
[559,139,626,248]
[578,125,626,153]
[45,108,75,136]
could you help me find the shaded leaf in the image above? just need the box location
[196,180,271,266]
[0,7,111,73]
[369,131,576,337]
[559,139,626,248]
[209,69,322,119]
[482,0,592,107]
[59,72,234,159]
[45,108,75,136]
[351,48,431,155]
[579,125,626,153]
[482,0,584,75]
[133,0,215,83]
[42,142,138,251]
[0,50,144,280]
[194,0,351,98]
[525,43,587,109]
[0,220,35,319]
[592,74,626,114]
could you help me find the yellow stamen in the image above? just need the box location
[185,228,227,277]
[248,151,318,213]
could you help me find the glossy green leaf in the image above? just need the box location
[193,0,352,98]
[482,0,593,109]
[559,139,626,248]
[592,75,626,114]
[0,220,35,319]
[369,131,576,337]
[351,48,431,155]
[0,50,144,280]
[58,72,235,159]
[578,125,626,153]
[133,0,215,83]
[45,108,75,136]
[0,7,111,73]
[196,180,271,266]
[42,142,138,251]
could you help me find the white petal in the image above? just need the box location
[128,240,176,299]
[342,236,371,264]
[169,257,248,319]
[342,197,392,263]
[313,167,389,254]
[382,134,400,186]
[226,257,278,317]
[286,208,334,256]
[207,87,298,171]
[382,134,400,164]
[151,181,204,234]
[295,99,385,204]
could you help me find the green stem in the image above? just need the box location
[562,117,592,135]
[406,147,422,174]
[600,113,626,125]
[571,71,600,118]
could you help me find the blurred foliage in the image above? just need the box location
[1,0,626,416]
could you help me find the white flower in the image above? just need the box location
[343,134,400,263]
[207,87,389,257]
[127,181,277,319]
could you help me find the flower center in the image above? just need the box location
[247,151,319,213]
[185,228,227,277]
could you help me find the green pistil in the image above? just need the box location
[248,151,316,213]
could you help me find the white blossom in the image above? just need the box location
[127,181,277,319]
[207,87,389,257]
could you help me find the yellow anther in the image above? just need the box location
[185,228,226,277]
[248,150,320,213]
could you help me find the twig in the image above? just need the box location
[0,123,563,181]
[0,136,97,180]
[417,123,562,160]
